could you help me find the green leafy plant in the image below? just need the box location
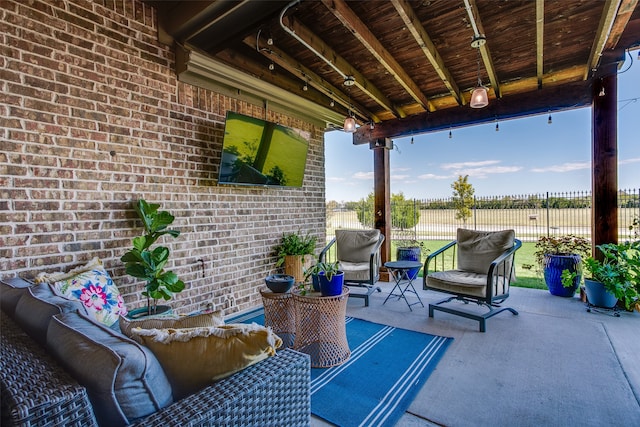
[534,235,591,267]
[274,231,317,267]
[584,241,640,311]
[120,199,185,315]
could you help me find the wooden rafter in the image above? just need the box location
[321,0,436,112]
[536,0,544,89]
[243,35,376,122]
[604,0,639,50]
[391,0,464,105]
[584,0,622,79]
[283,16,403,119]
[467,0,501,98]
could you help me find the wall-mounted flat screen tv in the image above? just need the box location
[218,112,310,187]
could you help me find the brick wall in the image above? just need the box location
[0,0,326,315]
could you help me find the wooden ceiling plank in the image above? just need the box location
[353,79,594,143]
[242,35,378,122]
[391,0,465,105]
[536,0,544,89]
[320,0,436,112]
[467,0,501,98]
[584,0,622,79]
[285,16,403,119]
[604,0,639,50]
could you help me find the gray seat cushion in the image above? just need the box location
[335,229,381,263]
[47,311,173,427]
[427,270,510,298]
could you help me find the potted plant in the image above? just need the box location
[316,261,344,297]
[395,231,429,280]
[121,199,185,318]
[583,241,640,311]
[274,231,317,283]
[534,235,591,297]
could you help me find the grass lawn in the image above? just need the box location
[391,240,547,291]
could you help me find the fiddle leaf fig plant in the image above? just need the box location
[121,199,185,315]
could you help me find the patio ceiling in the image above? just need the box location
[150,0,640,141]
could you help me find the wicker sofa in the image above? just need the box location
[0,277,311,427]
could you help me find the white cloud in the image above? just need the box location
[327,177,346,182]
[620,157,640,165]
[458,165,524,179]
[418,173,451,180]
[392,167,411,172]
[392,174,411,180]
[531,162,590,173]
[352,171,374,180]
[441,160,500,170]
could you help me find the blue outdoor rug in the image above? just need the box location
[228,308,453,427]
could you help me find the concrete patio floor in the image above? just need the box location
[311,282,640,427]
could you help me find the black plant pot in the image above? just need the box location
[265,274,295,293]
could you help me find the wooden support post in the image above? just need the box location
[591,71,618,256]
[373,143,391,281]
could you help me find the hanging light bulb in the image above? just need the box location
[548,111,552,124]
[330,99,335,107]
[302,82,308,91]
[268,62,275,71]
[410,136,414,144]
[343,76,357,133]
[470,36,489,109]
[449,129,453,139]
[495,121,499,132]
[598,80,606,97]
[343,115,356,133]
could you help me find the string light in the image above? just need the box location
[410,136,414,144]
[268,62,275,71]
[449,129,453,139]
[547,111,552,124]
[495,120,499,132]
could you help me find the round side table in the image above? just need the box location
[260,290,296,348]
[292,287,350,368]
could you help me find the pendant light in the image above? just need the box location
[343,76,357,133]
[470,36,489,109]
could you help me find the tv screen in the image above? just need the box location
[218,112,310,187]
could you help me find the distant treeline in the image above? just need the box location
[341,191,640,210]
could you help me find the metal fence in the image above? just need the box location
[327,189,640,243]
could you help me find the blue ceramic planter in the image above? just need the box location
[584,278,618,308]
[397,247,421,280]
[543,254,582,297]
[319,271,344,296]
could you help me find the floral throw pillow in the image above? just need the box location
[51,263,127,327]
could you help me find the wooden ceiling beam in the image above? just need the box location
[536,0,544,89]
[584,0,622,79]
[242,35,377,123]
[284,16,402,119]
[215,48,337,110]
[391,0,465,105]
[353,79,593,143]
[320,0,436,112]
[604,0,639,50]
[466,0,501,98]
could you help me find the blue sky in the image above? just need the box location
[325,54,639,202]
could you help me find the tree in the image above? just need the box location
[354,192,420,229]
[451,175,475,225]
[391,192,419,230]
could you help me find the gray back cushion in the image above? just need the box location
[13,283,87,347]
[336,229,381,263]
[457,228,515,275]
[47,311,173,427]
[0,277,33,318]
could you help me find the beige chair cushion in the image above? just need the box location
[427,270,511,298]
[335,229,380,264]
[340,261,372,282]
[457,228,515,275]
